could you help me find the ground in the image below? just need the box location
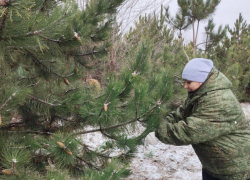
[124,102,250,180]
[81,103,250,180]
[126,142,201,180]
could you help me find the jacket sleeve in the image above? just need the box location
[155,91,242,146]
[165,105,186,123]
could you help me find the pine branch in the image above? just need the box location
[29,95,61,107]
[77,137,130,162]
[139,104,159,121]
[53,115,75,122]
[0,122,24,129]
[65,87,80,94]
[72,119,138,136]
[118,80,132,96]
[39,35,63,43]
[72,102,160,136]
[78,140,113,159]
[2,30,61,42]
[8,130,54,135]
[26,49,74,78]
[28,80,40,87]
[76,156,100,170]
[9,145,30,149]
[196,40,215,47]
[100,124,119,141]
[73,51,100,56]
[0,90,18,112]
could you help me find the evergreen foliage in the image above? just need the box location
[124,8,187,110]
[1,0,249,179]
[203,19,228,56]
[165,0,221,58]
[0,0,174,179]
[211,13,250,101]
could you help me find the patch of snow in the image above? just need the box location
[126,142,202,180]
[124,103,250,180]
[241,102,250,121]
[80,103,250,180]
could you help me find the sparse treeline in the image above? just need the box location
[120,0,250,102]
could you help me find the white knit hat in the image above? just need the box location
[182,58,214,83]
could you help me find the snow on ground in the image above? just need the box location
[81,103,250,180]
[126,143,202,180]
[125,102,250,180]
[242,102,250,124]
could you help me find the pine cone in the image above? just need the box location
[64,78,70,85]
[2,169,13,175]
[103,103,108,112]
[57,142,65,148]
[74,32,81,42]
[64,148,73,155]
[88,78,101,93]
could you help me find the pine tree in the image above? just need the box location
[165,0,221,58]
[124,9,187,112]
[202,19,227,56]
[0,0,173,179]
[125,6,175,68]
[212,13,250,101]
[228,13,249,48]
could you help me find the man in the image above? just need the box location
[155,58,250,180]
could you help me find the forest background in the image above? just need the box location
[0,0,249,179]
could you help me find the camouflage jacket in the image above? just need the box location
[155,68,250,180]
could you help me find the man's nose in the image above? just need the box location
[184,82,188,89]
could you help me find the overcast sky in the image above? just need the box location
[169,0,250,42]
[168,0,250,27]
[118,0,250,43]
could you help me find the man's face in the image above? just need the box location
[184,80,203,92]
